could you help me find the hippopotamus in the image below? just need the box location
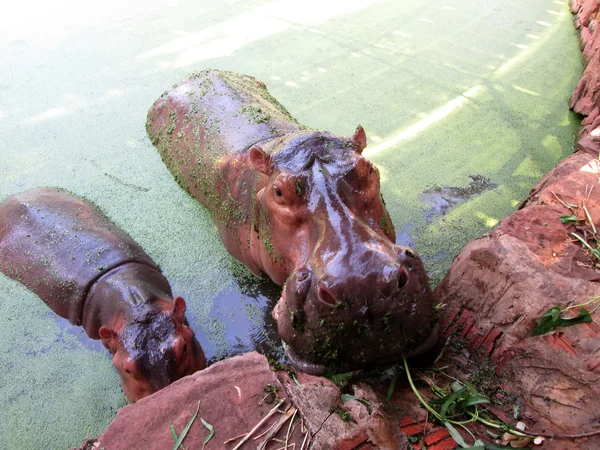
[0,188,206,401]
[146,70,438,374]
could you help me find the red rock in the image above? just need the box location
[436,151,600,436]
[95,352,305,450]
[571,31,600,115]
[520,151,600,227]
[575,0,600,28]
[423,428,450,446]
[277,371,406,449]
[582,25,600,61]
[93,352,406,450]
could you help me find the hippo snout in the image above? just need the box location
[274,246,439,374]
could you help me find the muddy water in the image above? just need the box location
[0,0,582,447]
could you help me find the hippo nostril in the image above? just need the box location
[318,283,337,306]
[397,267,409,289]
[298,272,309,282]
[396,246,418,262]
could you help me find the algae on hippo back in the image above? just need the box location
[147,69,439,374]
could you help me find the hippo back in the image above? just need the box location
[148,70,302,156]
[146,70,303,206]
[0,188,157,326]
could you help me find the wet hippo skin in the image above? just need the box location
[147,70,438,374]
[0,188,206,401]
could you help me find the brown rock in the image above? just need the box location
[96,352,305,450]
[93,352,404,450]
[520,151,600,221]
[436,150,600,436]
[570,17,600,115]
[277,370,406,449]
[574,0,600,29]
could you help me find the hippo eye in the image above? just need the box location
[183,343,188,353]
[273,186,283,198]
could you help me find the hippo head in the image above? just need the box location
[248,127,438,374]
[99,297,206,402]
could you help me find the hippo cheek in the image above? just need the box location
[112,355,156,402]
[182,335,207,376]
[172,328,207,377]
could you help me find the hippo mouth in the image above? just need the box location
[282,341,326,375]
[273,250,440,374]
[282,321,440,376]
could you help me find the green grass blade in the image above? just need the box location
[171,400,201,450]
[170,424,185,450]
[440,388,467,422]
[458,395,490,409]
[445,422,469,448]
[200,418,214,449]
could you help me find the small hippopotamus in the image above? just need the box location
[147,70,438,374]
[0,188,206,401]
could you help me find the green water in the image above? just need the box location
[0,0,582,447]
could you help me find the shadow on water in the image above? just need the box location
[420,175,498,224]
[191,271,284,365]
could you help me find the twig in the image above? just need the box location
[232,399,285,450]
[581,186,597,238]
[273,444,295,450]
[300,432,310,450]
[257,407,297,450]
[255,405,290,441]
[223,433,246,444]
[285,409,298,449]
[552,191,579,212]
[517,428,600,439]
[562,295,600,313]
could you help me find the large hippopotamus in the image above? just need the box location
[0,188,206,401]
[147,70,438,374]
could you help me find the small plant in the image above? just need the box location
[402,357,534,449]
[531,296,600,336]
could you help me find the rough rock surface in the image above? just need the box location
[91,352,405,450]
[436,128,600,443]
[571,0,600,155]
[94,352,305,449]
[433,5,600,446]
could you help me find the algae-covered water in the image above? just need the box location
[0,0,582,447]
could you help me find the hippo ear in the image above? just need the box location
[172,296,187,323]
[99,326,118,354]
[352,125,367,153]
[248,145,272,175]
